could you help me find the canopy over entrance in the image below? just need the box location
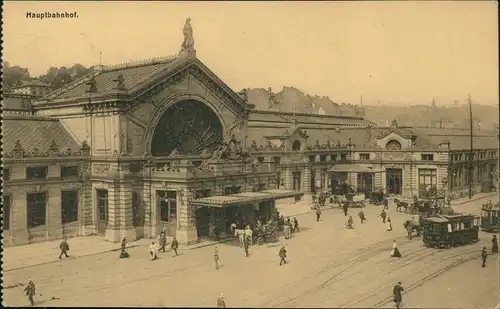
[190,189,303,207]
[328,164,382,173]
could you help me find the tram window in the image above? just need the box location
[447,223,452,233]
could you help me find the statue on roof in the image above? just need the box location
[113,75,126,90]
[181,18,195,53]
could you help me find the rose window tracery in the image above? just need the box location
[151,100,224,156]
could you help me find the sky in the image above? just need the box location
[3,1,499,107]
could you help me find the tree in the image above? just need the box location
[39,64,92,88]
[2,61,31,90]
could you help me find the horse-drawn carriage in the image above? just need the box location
[480,202,500,233]
[395,192,449,215]
[344,192,365,208]
[256,227,279,245]
[421,213,480,249]
[368,189,385,205]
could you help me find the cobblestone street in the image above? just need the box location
[3,199,499,308]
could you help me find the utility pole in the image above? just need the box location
[468,94,474,199]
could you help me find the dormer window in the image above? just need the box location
[292,140,301,151]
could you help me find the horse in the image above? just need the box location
[403,219,421,236]
[394,199,409,212]
[234,229,245,247]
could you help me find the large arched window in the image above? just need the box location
[386,140,402,150]
[292,140,301,151]
[151,100,224,156]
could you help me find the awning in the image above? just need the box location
[328,164,382,173]
[190,189,303,207]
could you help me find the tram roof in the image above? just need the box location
[422,213,477,223]
[190,189,303,207]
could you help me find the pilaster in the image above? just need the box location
[47,186,63,239]
[176,188,198,245]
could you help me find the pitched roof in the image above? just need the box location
[413,127,498,150]
[15,79,51,88]
[2,117,80,154]
[39,55,189,102]
[1,94,34,110]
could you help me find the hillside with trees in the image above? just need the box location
[2,61,92,92]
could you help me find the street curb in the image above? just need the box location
[3,237,239,272]
[3,244,144,273]
[450,192,498,206]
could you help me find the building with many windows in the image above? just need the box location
[2,21,498,247]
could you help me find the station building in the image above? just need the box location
[2,24,498,247]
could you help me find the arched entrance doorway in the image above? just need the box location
[151,99,224,156]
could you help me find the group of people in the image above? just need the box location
[148,229,179,260]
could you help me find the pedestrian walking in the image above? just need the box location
[59,237,70,259]
[358,210,366,224]
[293,217,300,232]
[120,237,130,259]
[481,247,487,267]
[316,207,322,221]
[24,278,36,306]
[243,239,250,257]
[159,229,167,253]
[383,197,389,209]
[149,241,158,260]
[347,215,354,229]
[390,240,402,258]
[380,210,387,223]
[214,245,220,270]
[279,245,287,266]
[393,281,404,309]
[406,224,413,240]
[386,217,392,231]
[492,235,498,253]
[343,203,348,216]
[217,293,226,308]
[171,237,179,256]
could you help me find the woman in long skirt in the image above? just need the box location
[391,240,402,257]
[386,217,393,231]
[149,241,158,260]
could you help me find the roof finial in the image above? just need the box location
[180,17,195,57]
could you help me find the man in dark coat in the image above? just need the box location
[171,237,179,256]
[279,245,287,266]
[24,278,36,306]
[243,239,250,257]
[316,207,322,221]
[383,198,389,209]
[59,238,70,259]
[380,210,387,223]
[393,282,404,309]
[293,217,300,233]
[481,247,488,267]
[217,293,226,308]
[343,203,349,216]
[159,230,167,252]
[492,235,498,253]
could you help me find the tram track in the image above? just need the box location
[258,235,411,308]
[264,241,480,308]
[335,247,480,308]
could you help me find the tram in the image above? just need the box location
[421,213,480,249]
[480,202,499,233]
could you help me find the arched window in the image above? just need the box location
[386,140,402,150]
[292,140,301,151]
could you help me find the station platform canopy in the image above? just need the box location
[328,164,383,174]
[190,189,303,207]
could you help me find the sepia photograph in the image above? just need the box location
[1,1,499,308]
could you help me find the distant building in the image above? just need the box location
[12,80,54,98]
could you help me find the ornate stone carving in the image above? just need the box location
[113,74,126,90]
[86,78,98,93]
[93,164,110,173]
[181,18,195,52]
[169,148,182,157]
[14,140,23,150]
